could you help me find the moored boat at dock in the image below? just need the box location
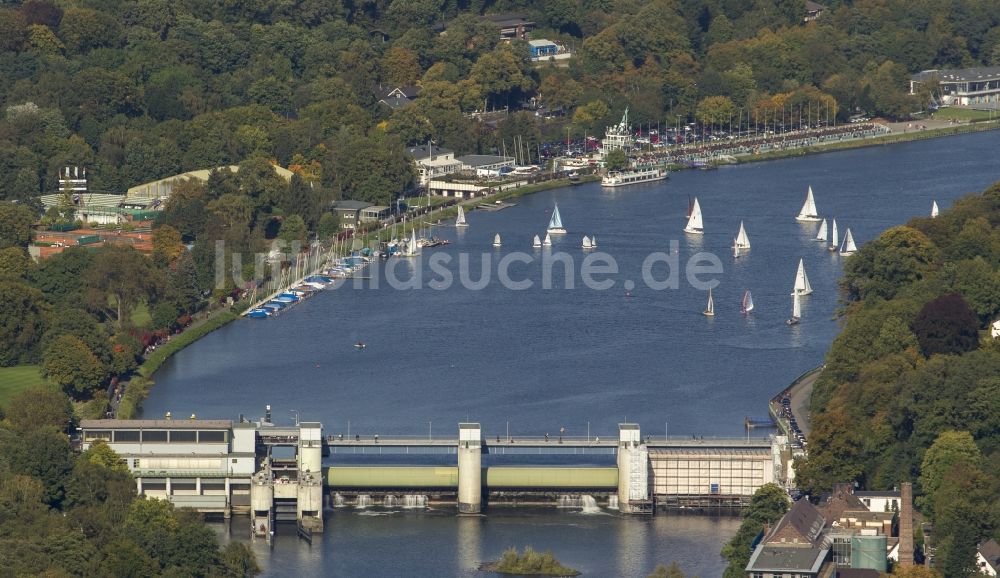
[601,166,668,187]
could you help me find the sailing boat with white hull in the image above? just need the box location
[548,203,566,234]
[684,198,704,234]
[703,288,715,317]
[792,258,812,296]
[733,221,750,255]
[796,186,821,222]
[741,290,754,314]
[816,219,828,242]
[455,205,468,227]
[839,228,857,256]
[787,291,801,325]
[828,219,839,252]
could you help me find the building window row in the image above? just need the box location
[85,429,228,444]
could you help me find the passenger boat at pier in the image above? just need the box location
[601,166,668,187]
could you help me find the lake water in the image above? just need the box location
[149,131,1000,577]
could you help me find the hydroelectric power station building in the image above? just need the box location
[80,413,796,536]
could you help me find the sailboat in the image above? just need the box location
[796,186,821,222]
[792,258,812,295]
[839,228,857,256]
[590,235,597,248]
[493,233,502,248]
[532,234,542,248]
[455,205,468,227]
[786,291,801,325]
[815,219,828,242]
[703,288,715,317]
[582,236,593,249]
[548,203,566,234]
[400,229,421,257]
[741,290,754,314]
[733,221,750,252]
[684,197,704,234]
[828,219,839,252]
[931,201,939,218]
[543,233,552,247]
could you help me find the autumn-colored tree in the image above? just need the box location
[42,334,106,397]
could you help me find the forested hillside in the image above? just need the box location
[796,181,1000,576]
[1,0,998,207]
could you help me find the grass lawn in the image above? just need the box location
[131,301,152,328]
[930,107,998,122]
[0,365,55,406]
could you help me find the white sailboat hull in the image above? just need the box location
[547,228,566,234]
[795,215,821,222]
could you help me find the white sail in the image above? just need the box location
[793,258,812,295]
[684,197,704,234]
[548,203,565,233]
[703,288,715,316]
[493,233,502,247]
[543,233,552,246]
[590,235,596,248]
[796,186,821,221]
[532,234,542,248]
[840,228,857,255]
[735,220,750,249]
[582,235,592,249]
[404,229,421,256]
[829,219,839,251]
[792,290,801,319]
[931,201,939,218]
[742,290,754,313]
[816,219,828,242]
[455,205,468,227]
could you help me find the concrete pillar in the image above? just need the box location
[296,422,325,532]
[457,423,482,514]
[616,424,649,514]
[195,477,202,495]
[136,477,143,495]
[165,477,172,496]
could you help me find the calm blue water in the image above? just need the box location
[151,131,1000,577]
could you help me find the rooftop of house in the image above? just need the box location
[379,95,412,110]
[407,144,456,161]
[981,539,1000,570]
[457,154,515,167]
[818,484,868,521]
[331,200,374,211]
[911,66,1000,83]
[834,570,881,578]
[767,498,826,545]
[746,544,829,573]
[805,1,826,12]
[853,490,901,497]
[483,12,534,28]
[528,39,557,47]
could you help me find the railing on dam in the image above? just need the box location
[325,466,618,490]
[324,435,770,454]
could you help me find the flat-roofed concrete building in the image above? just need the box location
[910,67,1000,106]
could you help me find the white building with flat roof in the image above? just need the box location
[408,144,464,186]
[910,67,1000,106]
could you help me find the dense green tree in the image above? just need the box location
[841,226,939,302]
[331,130,415,205]
[6,428,72,507]
[152,224,184,267]
[0,280,49,366]
[912,293,980,357]
[604,149,627,171]
[648,561,692,578]
[316,211,339,239]
[917,430,982,518]
[0,246,30,279]
[30,247,92,309]
[0,202,34,248]
[42,334,106,397]
[83,246,163,328]
[1,387,72,434]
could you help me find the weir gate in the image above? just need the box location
[80,415,795,537]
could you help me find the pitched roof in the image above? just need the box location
[407,144,455,161]
[911,66,1000,83]
[805,1,826,12]
[332,200,373,211]
[746,544,829,573]
[379,95,412,110]
[818,484,868,521]
[767,498,825,545]
[981,539,1000,571]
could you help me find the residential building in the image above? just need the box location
[331,200,374,229]
[408,144,464,186]
[804,1,826,22]
[910,67,1000,106]
[485,13,534,41]
[853,490,901,513]
[978,539,1000,577]
[376,85,420,110]
[360,205,391,222]
[746,498,830,578]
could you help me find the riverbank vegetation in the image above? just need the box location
[0,388,258,576]
[795,180,1000,575]
[483,547,580,576]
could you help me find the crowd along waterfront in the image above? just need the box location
[147,130,1000,577]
